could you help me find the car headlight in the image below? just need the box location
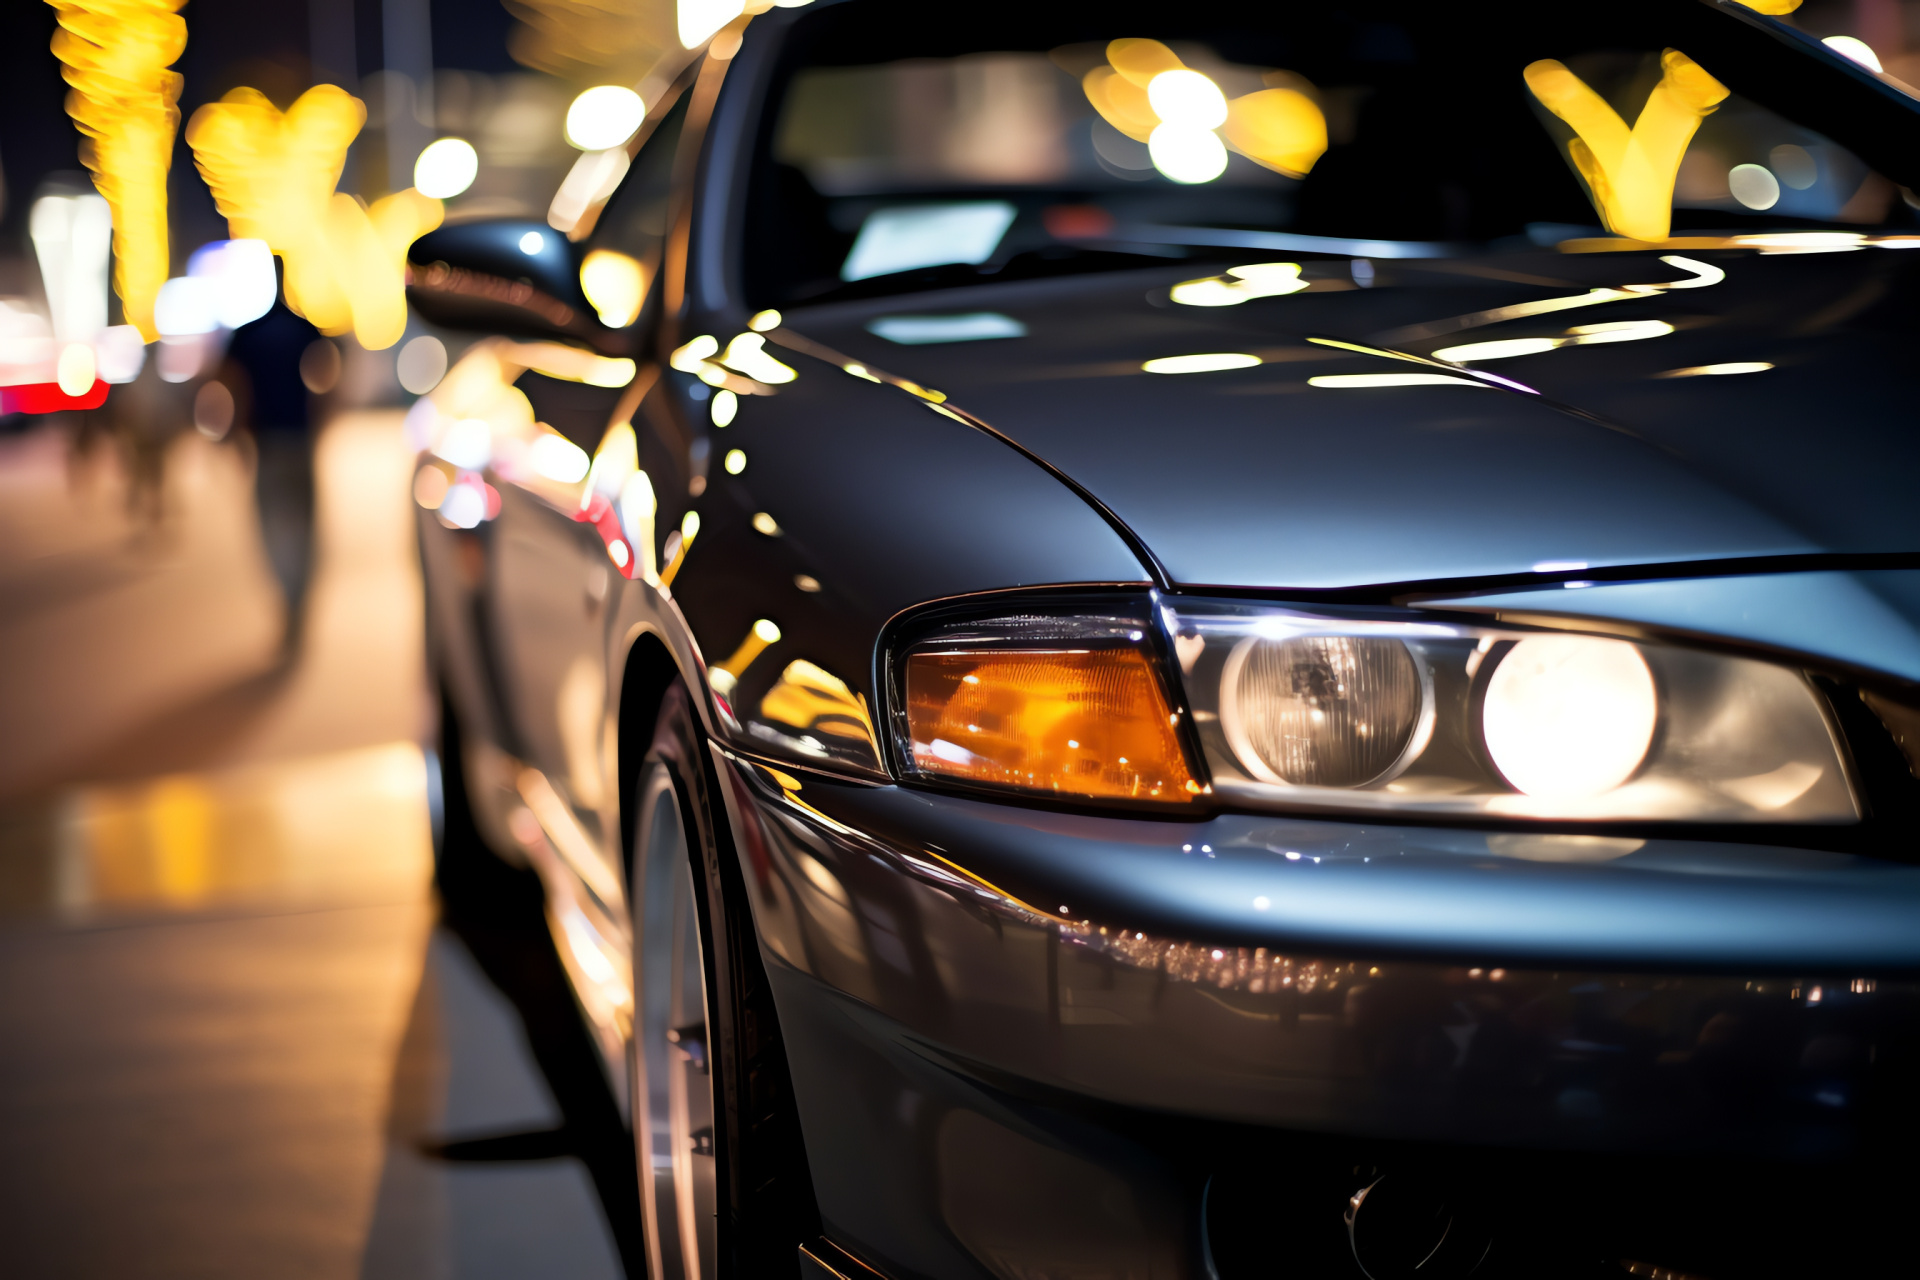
[885,596,1861,823]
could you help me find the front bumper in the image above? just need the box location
[713,748,1920,1280]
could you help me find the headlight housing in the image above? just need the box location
[886,596,1861,824]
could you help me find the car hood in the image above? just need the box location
[785,243,1920,590]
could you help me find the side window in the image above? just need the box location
[587,93,692,325]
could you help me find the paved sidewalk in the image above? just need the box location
[0,412,625,1278]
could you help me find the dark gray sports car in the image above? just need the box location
[407,1,1920,1276]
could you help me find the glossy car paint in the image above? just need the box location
[407,3,1920,1277]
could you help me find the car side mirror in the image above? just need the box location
[407,219,631,355]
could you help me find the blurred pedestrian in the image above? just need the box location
[225,294,325,658]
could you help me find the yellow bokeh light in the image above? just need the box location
[1525,49,1729,243]
[186,85,443,350]
[48,0,188,341]
[1081,38,1326,183]
[580,248,647,327]
[1222,88,1327,177]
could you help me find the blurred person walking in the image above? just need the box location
[224,293,326,658]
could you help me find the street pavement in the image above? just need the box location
[0,411,629,1278]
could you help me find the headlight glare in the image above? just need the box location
[1166,600,1858,824]
[1482,635,1657,799]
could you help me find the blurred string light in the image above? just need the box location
[413,137,479,199]
[1525,50,1728,242]
[46,0,187,341]
[1083,38,1326,184]
[186,85,443,350]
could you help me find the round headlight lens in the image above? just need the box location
[1482,635,1656,798]
[1224,636,1426,787]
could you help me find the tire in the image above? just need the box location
[432,682,509,898]
[630,681,817,1280]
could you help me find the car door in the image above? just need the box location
[483,90,696,885]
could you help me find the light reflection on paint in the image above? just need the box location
[1309,372,1486,389]
[1142,352,1261,374]
[1655,362,1774,377]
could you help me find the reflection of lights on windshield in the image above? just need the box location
[1148,123,1228,184]
[1822,35,1883,72]
[723,448,747,475]
[519,231,546,255]
[564,86,646,150]
[1142,352,1260,374]
[413,138,479,198]
[1147,70,1228,129]
[795,575,821,593]
[1656,362,1774,378]
[749,309,782,332]
[751,512,782,536]
[580,249,646,328]
[711,389,738,426]
[1728,164,1780,210]
[1309,373,1487,389]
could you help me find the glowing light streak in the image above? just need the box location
[1525,50,1729,242]
[186,85,443,350]
[48,0,188,340]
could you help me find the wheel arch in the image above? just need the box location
[616,626,685,881]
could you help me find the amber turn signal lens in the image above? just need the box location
[904,648,1195,801]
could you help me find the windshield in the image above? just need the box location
[741,0,1920,307]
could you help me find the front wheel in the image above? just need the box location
[629,682,816,1279]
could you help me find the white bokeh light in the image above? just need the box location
[565,86,646,150]
[1483,635,1657,798]
[1147,70,1228,129]
[413,138,479,198]
[1148,123,1229,184]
